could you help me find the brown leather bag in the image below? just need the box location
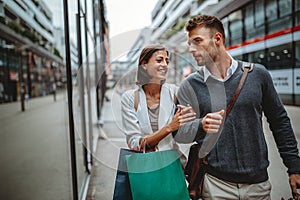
[184,62,254,200]
[184,143,207,200]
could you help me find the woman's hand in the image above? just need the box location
[143,104,196,148]
[167,104,196,132]
[289,174,300,200]
[177,104,197,125]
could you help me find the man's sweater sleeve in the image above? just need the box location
[261,65,300,174]
[173,78,206,143]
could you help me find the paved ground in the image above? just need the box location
[0,91,73,200]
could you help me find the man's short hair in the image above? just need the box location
[185,14,225,43]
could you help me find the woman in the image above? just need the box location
[121,44,196,154]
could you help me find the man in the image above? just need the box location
[174,14,300,199]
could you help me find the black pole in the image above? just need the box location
[92,0,99,120]
[63,0,78,199]
[77,1,90,173]
[83,0,94,167]
[19,52,25,111]
[98,0,105,122]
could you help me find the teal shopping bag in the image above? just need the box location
[125,149,189,200]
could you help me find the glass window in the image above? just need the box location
[279,0,291,17]
[245,4,254,28]
[248,50,267,66]
[228,10,243,45]
[266,0,277,22]
[222,17,230,47]
[255,0,265,29]
[295,42,300,68]
[295,0,300,11]
[266,0,292,33]
[267,44,293,70]
[254,0,265,37]
[232,54,243,61]
[245,3,256,40]
[296,12,300,25]
[9,56,19,69]
[268,15,292,33]
[0,48,7,67]
[0,3,4,17]
[0,40,8,67]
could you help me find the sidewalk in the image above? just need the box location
[87,89,127,199]
[0,91,73,200]
[87,89,300,200]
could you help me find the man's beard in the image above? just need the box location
[197,57,213,67]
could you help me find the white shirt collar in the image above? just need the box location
[203,56,238,82]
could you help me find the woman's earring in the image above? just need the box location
[143,64,147,71]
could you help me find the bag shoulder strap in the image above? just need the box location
[173,93,178,105]
[134,90,139,111]
[226,61,254,116]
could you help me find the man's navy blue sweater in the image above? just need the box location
[175,61,300,184]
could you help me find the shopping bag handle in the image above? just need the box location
[139,138,158,153]
[139,138,147,153]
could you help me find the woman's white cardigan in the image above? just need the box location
[121,83,180,151]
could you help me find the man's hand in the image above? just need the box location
[289,174,300,199]
[202,110,225,133]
